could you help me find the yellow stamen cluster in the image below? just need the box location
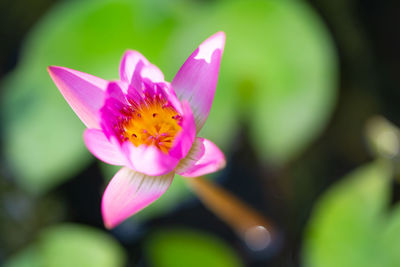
[122,101,181,153]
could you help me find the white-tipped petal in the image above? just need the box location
[172,32,226,131]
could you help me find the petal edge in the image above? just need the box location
[48,66,107,129]
[119,50,164,85]
[84,129,125,166]
[175,137,226,177]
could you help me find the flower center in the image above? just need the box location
[122,97,182,154]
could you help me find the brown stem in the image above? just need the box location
[185,176,276,251]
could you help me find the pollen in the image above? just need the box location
[121,96,182,154]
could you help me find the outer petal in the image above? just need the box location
[172,32,225,131]
[119,50,164,86]
[175,137,226,177]
[48,66,108,129]
[83,129,125,165]
[102,167,174,228]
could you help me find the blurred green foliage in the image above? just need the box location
[4,246,40,267]
[303,161,400,267]
[1,0,337,221]
[145,228,243,267]
[4,224,126,267]
[170,0,337,164]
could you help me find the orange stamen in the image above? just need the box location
[122,99,181,153]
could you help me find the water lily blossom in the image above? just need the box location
[48,32,226,228]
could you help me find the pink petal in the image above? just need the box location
[168,101,196,159]
[83,129,125,165]
[102,167,174,228]
[172,32,226,131]
[120,50,149,83]
[141,65,164,83]
[48,66,108,129]
[175,137,226,177]
[105,81,129,102]
[119,50,164,86]
[122,143,181,176]
[99,81,132,140]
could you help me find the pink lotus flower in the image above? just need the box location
[48,32,226,228]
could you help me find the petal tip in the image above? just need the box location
[47,66,54,78]
[200,31,226,54]
[47,65,62,78]
[103,221,115,230]
[194,31,225,64]
[220,156,227,169]
[101,197,121,230]
[47,65,70,74]
[102,217,119,230]
[119,50,152,83]
[211,31,226,51]
[102,207,121,229]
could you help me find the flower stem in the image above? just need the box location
[185,176,276,251]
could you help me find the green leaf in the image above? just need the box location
[4,224,126,267]
[379,204,400,267]
[145,228,243,267]
[303,161,392,267]
[38,224,126,267]
[4,246,41,267]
